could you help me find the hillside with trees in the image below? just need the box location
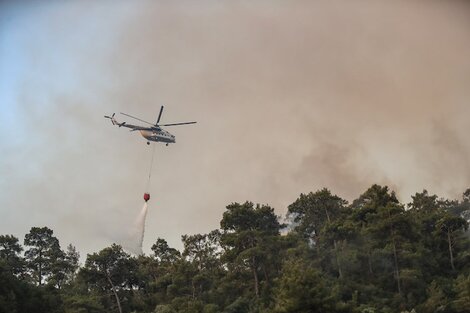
[1,185,470,313]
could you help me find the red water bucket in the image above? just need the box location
[143,193,150,202]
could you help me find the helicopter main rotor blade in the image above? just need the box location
[120,112,154,126]
[156,105,164,125]
[161,121,197,127]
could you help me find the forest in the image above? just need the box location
[1,185,469,313]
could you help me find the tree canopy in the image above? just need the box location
[1,185,469,313]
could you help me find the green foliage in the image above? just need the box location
[271,258,335,313]
[1,185,470,313]
[418,281,448,313]
[0,261,64,313]
[287,188,347,239]
[81,244,137,313]
[154,304,176,313]
[152,238,181,263]
[24,226,63,285]
[0,235,24,276]
[453,274,470,312]
[220,202,283,301]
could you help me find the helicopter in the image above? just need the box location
[104,106,196,145]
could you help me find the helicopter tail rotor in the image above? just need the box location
[104,113,116,125]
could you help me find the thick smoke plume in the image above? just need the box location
[1,0,470,256]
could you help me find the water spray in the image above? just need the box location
[121,144,156,255]
[134,143,157,254]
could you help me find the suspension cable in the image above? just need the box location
[145,143,157,193]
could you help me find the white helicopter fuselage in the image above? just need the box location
[104,106,195,145]
[140,129,175,143]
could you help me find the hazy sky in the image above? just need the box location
[1,0,470,257]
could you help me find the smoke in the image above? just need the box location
[121,202,149,255]
[1,0,470,257]
[102,0,470,201]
